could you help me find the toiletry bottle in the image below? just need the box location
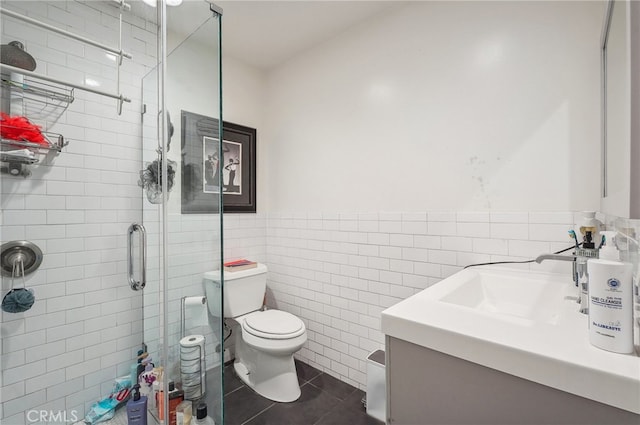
[193,403,215,425]
[156,379,165,422]
[168,381,184,425]
[587,231,634,353]
[127,385,147,425]
[579,211,603,248]
[130,359,140,387]
[176,400,192,425]
[152,380,160,411]
[130,349,144,387]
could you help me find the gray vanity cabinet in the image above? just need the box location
[386,336,640,425]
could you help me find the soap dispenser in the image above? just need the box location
[127,384,148,425]
[587,231,634,353]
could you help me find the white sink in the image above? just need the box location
[381,266,640,414]
[439,269,566,325]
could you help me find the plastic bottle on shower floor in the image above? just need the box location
[126,385,147,425]
[193,403,215,425]
[176,400,192,425]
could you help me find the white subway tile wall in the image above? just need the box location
[265,211,577,390]
[1,1,156,423]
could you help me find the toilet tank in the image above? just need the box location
[203,263,268,318]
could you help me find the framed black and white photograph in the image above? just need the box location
[221,140,242,194]
[202,136,219,193]
[181,110,256,213]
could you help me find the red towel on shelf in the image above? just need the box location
[0,112,48,146]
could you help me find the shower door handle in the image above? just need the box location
[127,223,146,291]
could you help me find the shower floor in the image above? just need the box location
[215,359,383,425]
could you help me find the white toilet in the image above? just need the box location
[203,263,307,402]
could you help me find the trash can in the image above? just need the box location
[366,349,386,422]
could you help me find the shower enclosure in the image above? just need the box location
[0,1,224,424]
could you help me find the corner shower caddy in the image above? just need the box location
[0,1,133,175]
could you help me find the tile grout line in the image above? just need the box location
[239,403,277,425]
[226,359,381,425]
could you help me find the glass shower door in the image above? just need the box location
[141,2,223,423]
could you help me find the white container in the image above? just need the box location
[193,403,215,425]
[587,231,634,353]
[578,211,602,248]
[366,350,386,422]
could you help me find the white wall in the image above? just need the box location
[257,1,605,390]
[263,1,603,213]
[0,1,157,422]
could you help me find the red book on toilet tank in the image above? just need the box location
[223,259,257,272]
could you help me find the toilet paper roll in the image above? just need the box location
[180,334,206,400]
[180,334,205,348]
[184,296,208,327]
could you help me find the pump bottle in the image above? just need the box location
[127,385,148,425]
[587,231,634,353]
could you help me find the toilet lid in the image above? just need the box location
[242,310,305,340]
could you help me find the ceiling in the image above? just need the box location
[130,0,403,70]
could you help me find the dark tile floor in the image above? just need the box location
[222,360,384,425]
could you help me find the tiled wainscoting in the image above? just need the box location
[262,211,580,390]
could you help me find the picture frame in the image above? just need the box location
[181,110,257,214]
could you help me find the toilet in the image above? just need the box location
[203,263,307,402]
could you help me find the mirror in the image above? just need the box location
[600,0,640,218]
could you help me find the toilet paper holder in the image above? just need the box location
[180,296,207,339]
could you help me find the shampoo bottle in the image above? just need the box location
[587,231,634,353]
[168,381,184,425]
[127,385,148,425]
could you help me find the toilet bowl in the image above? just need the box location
[233,309,307,402]
[203,264,308,402]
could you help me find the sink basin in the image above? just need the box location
[439,269,566,325]
[381,266,640,415]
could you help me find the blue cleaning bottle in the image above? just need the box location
[130,349,144,387]
[126,385,147,425]
[130,360,141,387]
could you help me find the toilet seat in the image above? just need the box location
[242,310,305,340]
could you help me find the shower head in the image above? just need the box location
[0,41,37,71]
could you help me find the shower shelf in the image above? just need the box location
[0,64,129,108]
[1,76,75,107]
[0,130,66,165]
[0,130,65,176]
[0,5,133,115]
